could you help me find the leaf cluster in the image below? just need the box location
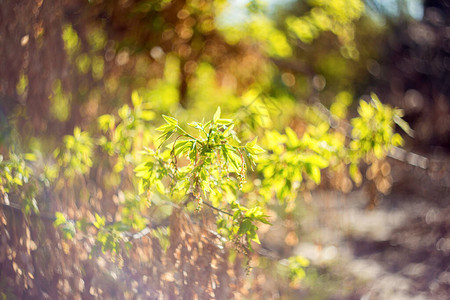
[350,93,407,160]
[135,107,268,252]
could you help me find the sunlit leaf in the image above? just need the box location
[162,115,178,126]
[213,107,221,123]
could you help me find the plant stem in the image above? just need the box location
[203,200,233,216]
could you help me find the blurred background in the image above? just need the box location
[0,0,449,299]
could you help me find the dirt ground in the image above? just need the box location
[292,159,450,299]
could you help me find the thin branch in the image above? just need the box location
[0,198,170,240]
[176,126,204,146]
[311,101,434,170]
[203,200,233,216]
[1,201,56,222]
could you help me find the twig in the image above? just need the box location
[202,200,233,217]
[0,197,168,240]
[1,201,56,222]
[312,102,432,169]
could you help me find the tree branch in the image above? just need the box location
[203,200,233,216]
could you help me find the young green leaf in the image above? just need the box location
[162,115,178,126]
[213,107,221,123]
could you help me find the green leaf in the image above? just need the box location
[73,126,81,137]
[156,181,165,194]
[140,110,155,121]
[285,127,299,145]
[188,121,203,130]
[54,212,67,227]
[349,163,362,186]
[252,233,261,244]
[391,133,404,147]
[216,118,233,125]
[62,223,76,240]
[53,212,75,240]
[213,107,221,123]
[24,153,37,161]
[131,90,142,107]
[374,144,384,159]
[298,154,329,169]
[221,145,229,162]
[174,140,192,156]
[189,142,197,161]
[157,131,175,148]
[222,124,235,137]
[162,115,178,126]
[245,138,265,155]
[156,123,175,133]
[246,137,257,148]
[94,213,105,229]
[227,148,242,172]
[138,180,145,195]
[118,105,131,120]
[238,219,252,235]
[113,160,124,173]
[306,164,321,184]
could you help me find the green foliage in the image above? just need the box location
[0,0,423,297]
[286,0,364,58]
[49,80,71,122]
[62,24,80,57]
[43,104,272,257]
[1,91,409,262]
[53,212,76,240]
[136,107,253,198]
[258,125,338,203]
[135,107,269,253]
[255,92,411,202]
[54,127,93,178]
[217,203,270,253]
[0,152,39,215]
[287,255,310,285]
[350,93,406,160]
[93,221,131,255]
[98,91,155,173]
